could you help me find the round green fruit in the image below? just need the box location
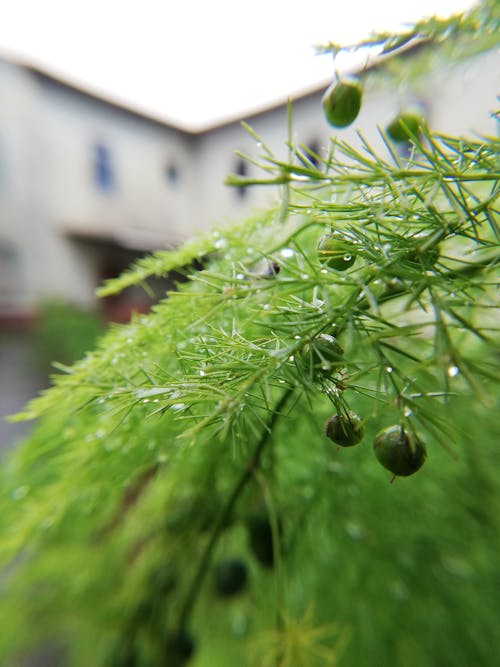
[300,333,344,379]
[322,80,362,128]
[109,644,138,667]
[215,557,248,597]
[326,412,364,447]
[314,333,344,361]
[149,565,177,595]
[373,425,426,476]
[406,241,440,269]
[165,630,195,666]
[247,515,280,569]
[318,235,356,271]
[386,112,424,143]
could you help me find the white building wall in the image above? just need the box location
[193,83,405,234]
[420,48,499,137]
[0,46,498,315]
[0,60,49,312]
[193,46,498,241]
[37,79,197,239]
[1,64,202,310]
[34,77,200,306]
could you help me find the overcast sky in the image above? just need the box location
[0,0,477,130]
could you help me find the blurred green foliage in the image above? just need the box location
[0,3,499,667]
[1,195,498,666]
[33,299,105,372]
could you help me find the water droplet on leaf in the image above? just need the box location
[12,486,29,500]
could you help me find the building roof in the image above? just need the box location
[0,37,428,135]
[0,51,347,135]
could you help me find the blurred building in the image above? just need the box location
[0,46,498,325]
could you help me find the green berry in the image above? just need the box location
[318,235,356,271]
[406,241,440,269]
[322,79,362,128]
[373,425,426,476]
[325,412,364,447]
[149,565,177,594]
[314,334,344,361]
[247,515,280,568]
[214,557,248,597]
[386,112,425,143]
[165,630,195,666]
[312,334,344,373]
[109,643,138,667]
[300,333,344,378]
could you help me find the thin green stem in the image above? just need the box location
[177,387,294,633]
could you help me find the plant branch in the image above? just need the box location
[177,387,294,633]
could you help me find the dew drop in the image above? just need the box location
[404,406,413,417]
[12,486,29,500]
[231,611,249,637]
[262,303,270,311]
[40,517,54,530]
[447,365,460,378]
[345,521,364,540]
[386,366,393,373]
[280,248,295,258]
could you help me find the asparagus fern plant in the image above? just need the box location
[1,3,499,666]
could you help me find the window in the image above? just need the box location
[166,162,179,185]
[299,139,321,169]
[234,158,248,200]
[0,241,21,303]
[0,135,7,195]
[93,143,114,192]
